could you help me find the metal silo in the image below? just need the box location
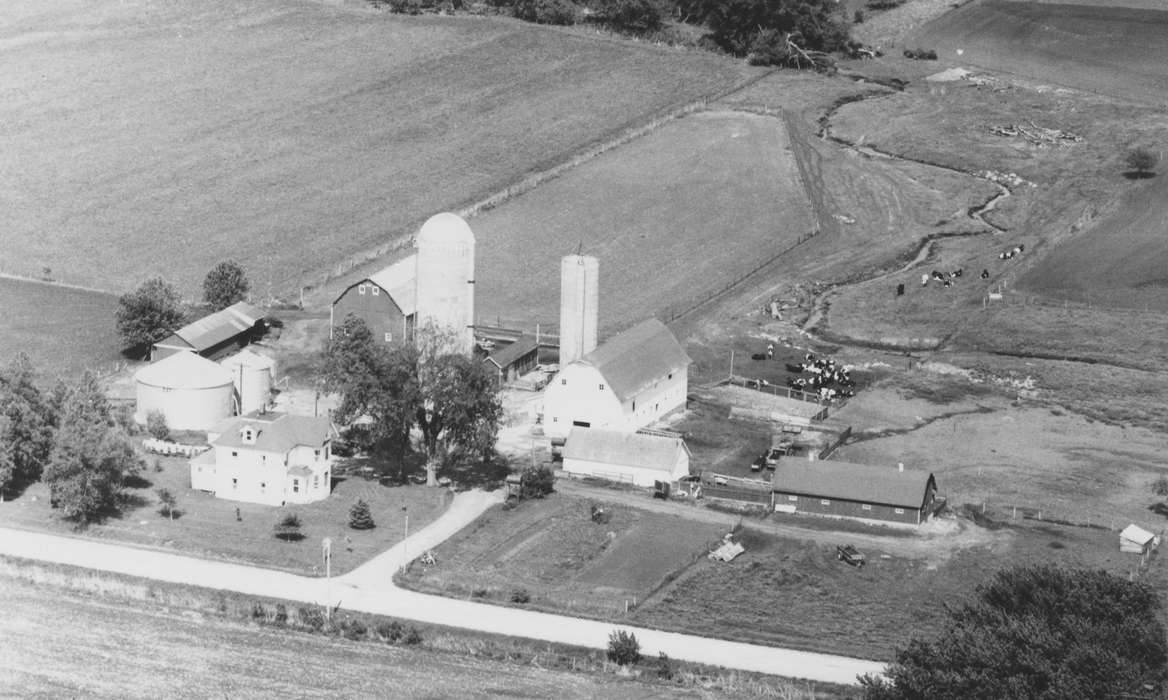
[559,254,599,365]
[134,351,235,431]
[220,349,276,415]
[415,212,475,356]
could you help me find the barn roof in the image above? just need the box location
[772,460,935,509]
[484,335,538,370]
[165,301,265,353]
[212,411,337,452]
[563,428,688,473]
[580,318,690,402]
[364,254,417,315]
[135,351,234,390]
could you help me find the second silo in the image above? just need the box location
[559,254,599,365]
[415,212,475,355]
[219,349,276,415]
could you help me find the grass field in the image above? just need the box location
[472,110,814,331]
[0,454,449,575]
[1,0,754,298]
[397,493,727,619]
[0,277,124,377]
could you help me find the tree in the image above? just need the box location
[274,513,303,542]
[156,488,178,520]
[685,0,850,57]
[115,277,186,352]
[42,373,141,525]
[520,465,555,499]
[1126,148,1159,177]
[594,0,663,32]
[0,354,56,494]
[203,260,250,311]
[861,565,1168,699]
[349,499,376,530]
[146,410,170,441]
[512,0,579,25]
[607,629,641,666]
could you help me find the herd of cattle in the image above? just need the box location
[895,243,1026,296]
[748,345,857,401]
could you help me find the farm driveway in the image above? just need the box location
[0,491,883,685]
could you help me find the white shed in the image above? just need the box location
[561,428,690,487]
[135,351,235,431]
[220,349,276,415]
[1120,524,1159,555]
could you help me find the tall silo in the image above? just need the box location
[415,212,475,355]
[220,349,276,415]
[558,254,599,365]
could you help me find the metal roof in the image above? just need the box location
[771,459,936,509]
[134,351,235,389]
[213,411,337,452]
[365,254,417,315]
[171,301,265,352]
[484,335,538,370]
[1121,524,1155,545]
[580,318,691,402]
[219,348,276,371]
[562,428,688,474]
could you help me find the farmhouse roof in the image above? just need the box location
[163,301,265,353]
[771,460,935,509]
[580,319,690,402]
[363,254,417,315]
[484,335,538,370]
[1121,524,1156,546]
[134,351,234,390]
[562,428,688,473]
[212,411,337,453]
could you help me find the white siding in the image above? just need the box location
[541,364,624,437]
[562,447,688,487]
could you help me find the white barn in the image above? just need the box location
[542,318,691,437]
[562,428,690,487]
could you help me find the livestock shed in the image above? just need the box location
[771,460,938,526]
[151,301,267,362]
[1120,524,1160,555]
[542,318,691,437]
[134,351,236,431]
[330,254,417,345]
[219,349,276,415]
[483,335,539,385]
[561,428,690,487]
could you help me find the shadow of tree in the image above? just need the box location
[1123,170,1157,180]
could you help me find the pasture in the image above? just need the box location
[471,110,814,331]
[0,0,754,298]
[397,493,727,619]
[0,277,123,378]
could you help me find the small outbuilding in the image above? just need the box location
[771,459,938,526]
[561,427,690,487]
[483,335,539,385]
[1120,524,1159,555]
[152,301,267,362]
[135,351,236,431]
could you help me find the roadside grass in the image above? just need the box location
[396,493,726,619]
[2,2,755,298]
[0,455,449,576]
[0,557,848,699]
[0,277,123,378]
[631,517,1168,661]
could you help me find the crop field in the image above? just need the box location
[397,493,726,619]
[0,277,123,377]
[0,455,449,575]
[0,0,754,298]
[472,110,814,331]
[910,0,1168,107]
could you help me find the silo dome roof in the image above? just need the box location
[219,348,275,370]
[135,351,234,389]
[416,212,474,246]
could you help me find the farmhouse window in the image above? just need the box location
[231,478,238,489]
[598,383,604,391]
[820,499,831,506]
[861,504,872,511]
[359,285,366,295]
[384,332,392,342]
[262,455,266,464]
[552,417,558,423]
[668,373,673,380]
[787,495,798,501]
[313,475,320,488]
[895,508,905,514]
[260,482,266,490]
[231,451,238,458]
[293,479,299,493]
[325,446,330,460]
[314,449,321,460]
[561,379,566,385]
[372,286,379,295]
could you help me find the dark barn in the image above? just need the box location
[482,335,539,385]
[771,459,938,526]
[151,301,266,362]
[330,255,416,345]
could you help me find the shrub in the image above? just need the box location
[472,588,490,598]
[376,620,405,644]
[903,48,938,60]
[656,651,675,680]
[1153,475,1168,497]
[607,629,641,666]
[512,0,579,25]
[594,0,662,33]
[510,588,531,604]
[1127,148,1159,176]
[349,499,376,530]
[298,606,326,631]
[403,625,423,645]
[274,604,288,625]
[520,465,555,499]
[146,410,170,441]
[853,9,864,23]
[251,602,266,621]
[342,617,368,641]
[274,513,303,542]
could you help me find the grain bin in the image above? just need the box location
[134,351,235,431]
[219,349,276,415]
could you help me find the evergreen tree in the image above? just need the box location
[348,499,376,530]
[42,372,141,525]
[0,354,56,492]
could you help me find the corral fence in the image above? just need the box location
[720,375,843,416]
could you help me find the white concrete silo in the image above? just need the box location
[219,349,276,415]
[134,351,235,431]
[558,254,599,365]
[414,212,475,355]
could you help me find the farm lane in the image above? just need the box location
[0,493,885,685]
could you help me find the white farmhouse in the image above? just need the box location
[562,428,691,487]
[542,318,691,437]
[190,411,337,506]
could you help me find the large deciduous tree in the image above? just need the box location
[203,260,250,311]
[115,277,186,353]
[684,0,850,58]
[42,372,141,525]
[0,354,56,496]
[861,565,1168,699]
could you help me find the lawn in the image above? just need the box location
[1,0,755,299]
[471,110,815,332]
[0,454,450,575]
[397,493,726,619]
[0,277,123,379]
